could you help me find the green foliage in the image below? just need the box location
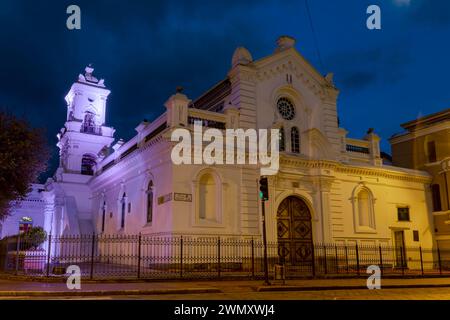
[2,226,48,250]
[22,226,47,249]
[0,112,50,220]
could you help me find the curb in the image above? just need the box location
[256,283,450,292]
[0,287,221,297]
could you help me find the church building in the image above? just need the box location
[1,36,437,265]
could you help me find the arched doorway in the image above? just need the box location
[277,196,313,265]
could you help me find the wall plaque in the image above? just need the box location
[157,193,172,205]
[174,193,192,202]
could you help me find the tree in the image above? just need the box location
[22,226,47,249]
[0,112,50,220]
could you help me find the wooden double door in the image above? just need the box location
[277,196,313,265]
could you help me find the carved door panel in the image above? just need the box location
[277,196,313,265]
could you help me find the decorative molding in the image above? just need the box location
[279,156,431,184]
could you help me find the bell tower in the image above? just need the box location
[56,66,115,180]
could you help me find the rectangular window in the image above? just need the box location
[413,230,419,242]
[432,184,442,212]
[128,202,131,213]
[428,141,437,163]
[397,207,410,221]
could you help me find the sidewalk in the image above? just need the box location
[2,277,450,296]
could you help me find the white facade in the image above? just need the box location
[24,37,437,260]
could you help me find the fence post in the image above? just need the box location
[404,246,408,274]
[137,233,142,279]
[400,246,405,276]
[180,236,183,279]
[217,237,221,279]
[378,245,383,276]
[251,238,255,279]
[355,243,360,276]
[334,244,338,274]
[46,234,52,277]
[437,246,442,275]
[323,244,328,275]
[90,233,95,280]
[419,246,424,276]
[15,233,21,275]
[311,243,316,278]
[345,245,349,274]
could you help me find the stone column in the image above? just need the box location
[224,102,240,129]
[313,175,334,243]
[228,61,259,236]
[42,190,55,257]
[365,131,382,166]
[164,90,191,128]
[338,128,348,153]
[321,87,341,155]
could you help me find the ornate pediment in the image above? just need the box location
[251,48,338,102]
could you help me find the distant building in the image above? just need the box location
[390,109,450,249]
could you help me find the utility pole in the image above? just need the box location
[259,177,270,286]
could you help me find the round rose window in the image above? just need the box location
[277,97,295,120]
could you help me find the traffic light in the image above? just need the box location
[259,177,269,200]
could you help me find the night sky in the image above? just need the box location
[1,0,449,182]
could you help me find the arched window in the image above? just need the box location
[101,201,106,233]
[279,127,285,152]
[147,181,154,224]
[81,154,96,175]
[353,187,375,231]
[358,189,370,227]
[81,111,95,133]
[291,127,300,153]
[199,173,217,221]
[120,193,126,229]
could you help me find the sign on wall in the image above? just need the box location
[174,193,192,202]
[157,193,173,205]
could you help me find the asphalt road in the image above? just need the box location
[2,287,450,300]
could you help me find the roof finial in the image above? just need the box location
[176,86,184,93]
[85,64,94,75]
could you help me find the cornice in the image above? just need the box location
[390,121,450,144]
[279,156,431,184]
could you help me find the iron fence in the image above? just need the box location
[1,234,449,280]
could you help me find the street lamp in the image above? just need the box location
[259,177,270,286]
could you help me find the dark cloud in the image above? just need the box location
[409,0,450,26]
[340,72,377,90]
[328,44,411,91]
